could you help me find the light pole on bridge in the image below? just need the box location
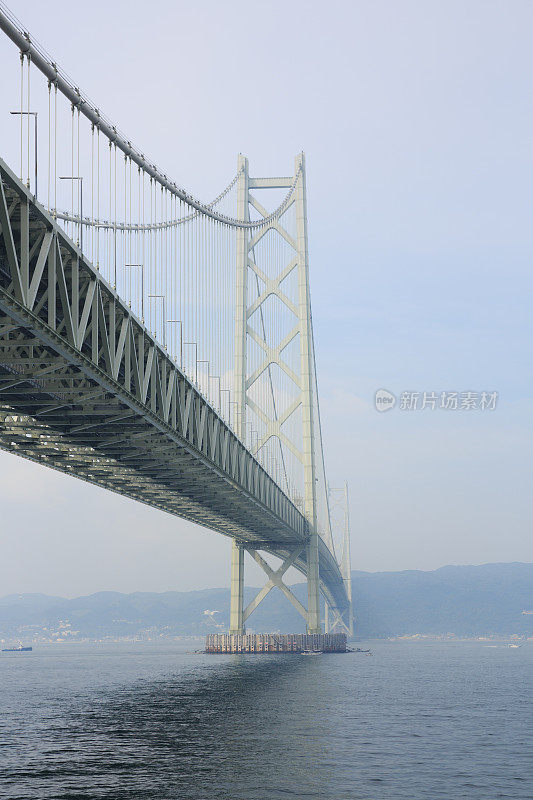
[59,176,83,252]
[10,110,37,197]
[210,375,222,414]
[125,264,144,321]
[166,319,183,366]
[228,398,238,431]
[221,389,231,424]
[148,294,166,348]
[183,342,198,385]
[197,359,210,397]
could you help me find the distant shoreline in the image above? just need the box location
[2,563,531,642]
[1,636,531,647]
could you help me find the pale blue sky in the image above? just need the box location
[0,0,531,596]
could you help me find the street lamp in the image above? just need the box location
[59,176,83,251]
[125,264,144,320]
[210,375,221,412]
[148,294,166,347]
[10,111,37,197]
[221,389,231,423]
[166,320,182,365]
[183,342,198,384]
[197,360,210,396]
[228,399,238,430]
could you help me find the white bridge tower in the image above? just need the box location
[229,154,349,636]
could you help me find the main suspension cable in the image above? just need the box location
[0,5,298,229]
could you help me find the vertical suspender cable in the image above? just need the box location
[129,157,132,306]
[71,104,74,238]
[180,198,183,366]
[77,106,81,248]
[19,52,23,181]
[149,177,153,331]
[142,168,146,321]
[26,53,30,190]
[91,124,94,260]
[47,81,51,211]
[113,145,117,287]
[96,126,100,268]
[164,187,167,346]
[54,82,57,219]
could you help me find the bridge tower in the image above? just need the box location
[230,153,322,635]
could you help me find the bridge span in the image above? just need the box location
[0,2,353,637]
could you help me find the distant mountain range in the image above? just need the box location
[1,562,531,641]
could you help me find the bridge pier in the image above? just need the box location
[227,541,324,635]
[306,532,321,634]
[206,633,347,654]
[229,541,245,634]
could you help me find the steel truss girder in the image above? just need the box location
[0,158,306,542]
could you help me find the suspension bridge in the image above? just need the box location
[0,3,353,641]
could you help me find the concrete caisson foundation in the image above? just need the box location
[205,633,347,654]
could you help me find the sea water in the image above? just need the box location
[0,640,531,799]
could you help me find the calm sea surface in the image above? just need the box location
[0,640,531,800]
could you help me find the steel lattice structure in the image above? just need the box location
[0,2,353,636]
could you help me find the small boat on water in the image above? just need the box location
[2,641,32,652]
[301,649,322,655]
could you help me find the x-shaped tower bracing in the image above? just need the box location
[231,155,353,636]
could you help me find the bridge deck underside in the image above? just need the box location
[0,315,302,547]
[0,157,350,617]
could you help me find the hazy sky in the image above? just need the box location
[0,0,531,596]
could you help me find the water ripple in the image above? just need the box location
[0,641,531,799]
